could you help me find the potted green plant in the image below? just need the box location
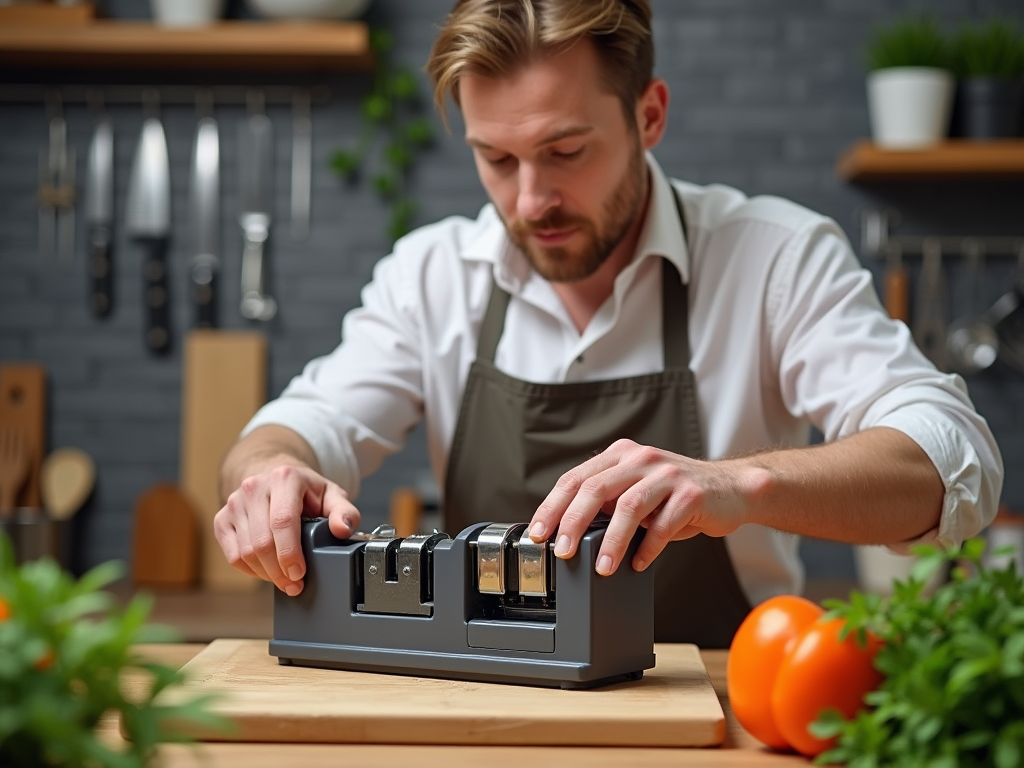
[0,533,229,767]
[864,16,955,148]
[952,18,1024,139]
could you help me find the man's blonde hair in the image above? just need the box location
[426,0,654,129]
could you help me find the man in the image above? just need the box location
[216,0,1002,646]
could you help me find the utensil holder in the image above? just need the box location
[1,507,72,570]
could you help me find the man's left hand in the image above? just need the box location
[527,438,768,575]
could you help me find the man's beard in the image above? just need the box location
[504,146,646,283]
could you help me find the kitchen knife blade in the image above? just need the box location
[189,116,220,328]
[125,116,172,355]
[85,116,114,318]
[239,111,277,321]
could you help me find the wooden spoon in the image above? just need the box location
[40,447,95,521]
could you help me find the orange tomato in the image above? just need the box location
[0,597,8,622]
[771,617,883,756]
[34,649,55,671]
[727,595,824,748]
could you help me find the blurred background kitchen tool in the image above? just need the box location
[912,237,948,371]
[132,482,199,588]
[125,92,173,354]
[239,91,277,322]
[946,239,998,375]
[0,426,29,521]
[86,105,115,318]
[0,364,46,511]
[290,88,311,242]
[986,243,1024,376]
[189,94,221,328]
[37,96,76,265]
[41,447,95,522]
[883,240,910,324]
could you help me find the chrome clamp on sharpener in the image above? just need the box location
[270,518,655,689]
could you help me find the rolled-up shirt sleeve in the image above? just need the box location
[766,219,1004,549]
[241,246,424,500]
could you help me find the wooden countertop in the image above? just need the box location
[103,643,813,767]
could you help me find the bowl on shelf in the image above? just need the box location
[151,0,226,27]
[245,0,373,20]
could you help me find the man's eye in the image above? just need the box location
[486,154,513,166]
[553,148,584,160]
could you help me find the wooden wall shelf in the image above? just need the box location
[0,20,372,71]
[837,139,1024,182]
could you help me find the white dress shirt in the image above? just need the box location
[245,154,1003,605]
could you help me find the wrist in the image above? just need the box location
[729,456,777,527]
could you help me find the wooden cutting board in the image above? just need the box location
[179,331,267,591]
[0,364,46,509]
[132,483,199,588]
[156,639,725,748]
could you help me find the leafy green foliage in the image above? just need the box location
[951,18,1024,79]
[865,16,952,71]
[330,28,435,244]
[812,538,1024,767]
[0,533,232,767]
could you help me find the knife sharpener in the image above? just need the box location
[270,518,655,689]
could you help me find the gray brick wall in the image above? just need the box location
[2,0,1022,580]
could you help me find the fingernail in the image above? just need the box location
[287,565,303,581]
[530,522,546,540]
[285,583,302,597]
[596,555,613,575]
[635,559,647,572]
[342,515,356,532]
[554,535,571,557]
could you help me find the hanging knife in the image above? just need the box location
[86,116,114,317]
[125,112,173,355]
[239,100,277,322]
[189,115,220,328]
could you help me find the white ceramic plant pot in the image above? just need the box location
[151,0,226,27]
[854,545,944,597]
[246,0,373,20]
[867,67,955,149]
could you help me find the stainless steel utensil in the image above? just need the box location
[987,243,1024,376]
[912,237,948,371]
[239,99,277,322]
[38,106,76,265]
[189,112,220,328]
[290,88,311,242]
[125,108,173,355]
[946,239,998,375]
[85,114,114,317]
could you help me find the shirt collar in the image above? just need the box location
[460,152,689,292]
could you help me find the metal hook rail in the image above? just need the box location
[0,83,332,107]
[860,208,1024,261]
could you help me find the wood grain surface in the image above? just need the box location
[159,639,726,748]
[0,364,46,509]
[179,331,266,592]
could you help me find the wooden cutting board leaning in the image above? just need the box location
[142,639,725,748]
[0,364,46,510]
[179,330,267,591]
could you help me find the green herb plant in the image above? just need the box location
[952,18,1024,80]
[331,29,434,244]
[0,533,231,768]
[811,538,1024,768]
[865,16,952,71]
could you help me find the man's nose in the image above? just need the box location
[516,163,557,222]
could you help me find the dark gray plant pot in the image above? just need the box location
[957,77,1024,139]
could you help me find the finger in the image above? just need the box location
[302,478,361,541]
[554,464,649,562]
[596,475,673,575]
[259,466,318,594]
[232,503,271,583]
[632,489,705,571]
[529,439,638,543]
[213,504,259,578]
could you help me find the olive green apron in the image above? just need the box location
[443,191,752,648]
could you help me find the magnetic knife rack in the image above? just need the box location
[860,208,1024,262]
[270,518,656,689]
[0,84,332,107]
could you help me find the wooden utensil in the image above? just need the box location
[145,639,725,748]
[41,447,95,521]
[180,330,267,591]
[0,364,46,510]
[883,241,909,323]
[0,426,30,519]
[132,483,199,589]
[389,487,422,538]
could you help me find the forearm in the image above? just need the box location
[218,424,321,504]
[736,426,944,545]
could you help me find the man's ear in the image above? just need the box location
[635,78,669,150]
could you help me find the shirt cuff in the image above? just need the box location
[242,400,362,499]
[873,407,988,553]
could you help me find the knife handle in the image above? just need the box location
[143,238,171,355]
[191,254,218,329]
[89,226,113,318]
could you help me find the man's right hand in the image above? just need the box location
[214,463,361,596]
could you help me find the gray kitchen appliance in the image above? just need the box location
[271,518,656,689]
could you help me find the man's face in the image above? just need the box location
[460,41,648,283]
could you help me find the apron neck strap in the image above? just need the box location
[477,188,691,367]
